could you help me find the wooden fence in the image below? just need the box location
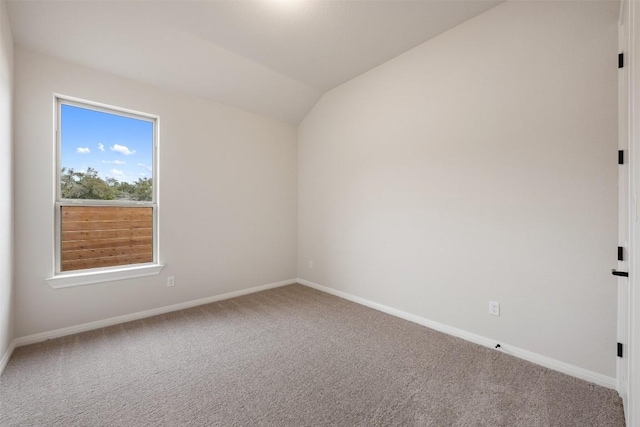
[61,206,153,272]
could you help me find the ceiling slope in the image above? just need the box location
[7,1,501,124]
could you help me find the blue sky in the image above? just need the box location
[60,104,153,184]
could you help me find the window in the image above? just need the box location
[47,96,162,288]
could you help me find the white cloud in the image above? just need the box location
[98,143,105,152]
[102,160,126,165]
[76,147,90,154]
[109,169,124,176]
[138,163,152,171]
[110,144,136,155]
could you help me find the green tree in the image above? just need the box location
[115,181,136,200]
[60,168,152,201]
[130,178,152,201]
[61,167,114,200]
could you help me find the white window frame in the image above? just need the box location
[46,95,163,289]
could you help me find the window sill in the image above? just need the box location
[46,264,165,289]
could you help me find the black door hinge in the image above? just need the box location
[618,246,624,261]
[619,53,624,68]
[619,150,624,165]
[618,342,623,358]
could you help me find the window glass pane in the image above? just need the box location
[60,104,154,201]
[60,206,153,272]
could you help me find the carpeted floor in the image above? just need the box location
[0,284,625,426]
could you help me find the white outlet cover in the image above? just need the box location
[489,301,500,316]
[308,261,314,269]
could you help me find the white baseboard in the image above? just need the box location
[0,339,17,377]
[7,277,617,391]
[297,278,617,390]
[13,278,297,348]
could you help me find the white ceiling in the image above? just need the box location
[6,0,501,124]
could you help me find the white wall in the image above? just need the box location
[14,48,298,337]
[0,0,14,360]
[298,1,618,377]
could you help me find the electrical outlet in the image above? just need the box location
[308,261,314,269]
[489,301,500,316]
[167,276,175,287]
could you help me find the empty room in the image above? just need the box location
[1,0,639,425]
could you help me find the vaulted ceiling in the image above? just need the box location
[7,1,501,124]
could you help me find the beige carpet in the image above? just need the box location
[0,284,625,426]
